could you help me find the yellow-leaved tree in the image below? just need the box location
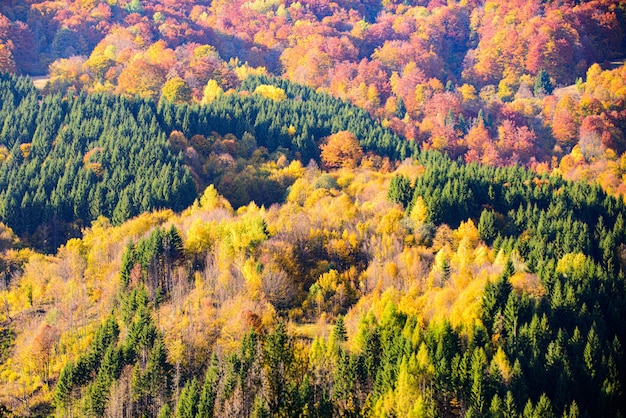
[253,84,287,101]
[202,79,223,104]
[161,77,192,104]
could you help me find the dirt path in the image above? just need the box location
[28,75,49,90]
[553,58,625,98]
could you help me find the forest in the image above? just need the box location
[1,138,625,417]
[2,0,626,185]
[0,72,412,250]
[0,0,625,417]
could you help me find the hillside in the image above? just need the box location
[0,0,625,417]
[0,73,412,250]
[1,0,626,192]
[0,153,625,416]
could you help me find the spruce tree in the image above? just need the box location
[176,378,200,418]
[478,209,497,244]
[534,69,554,97]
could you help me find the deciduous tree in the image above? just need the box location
[320,131,364,169]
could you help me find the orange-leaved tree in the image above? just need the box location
[320,131,364,169]
[0,42,16,73]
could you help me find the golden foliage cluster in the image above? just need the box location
[0,159,545,414]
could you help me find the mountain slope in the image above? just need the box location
[0,152,624,417]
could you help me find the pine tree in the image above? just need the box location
[144,337,170,411]
[583,326,600,381]
[158,403,172,418]
[332,315,348,344]
[478,209,497,245]
[534,393,555,418]
[482,263,513,334]
[503,292,520,350]
[396,97,406,119]
[332,350,358,415]
[503,391,517,418]
[176,378,200,418]
[84,374,112,418]
[470,348,487,415]
[54,362,75,410]
[198,355,220,418]
[388,174,413,209]
[120,242,136,287]
[534,69,554,97]
[442,257,451,283]
[250,395,270,418]
[489,393,503,418]
[264,322,293,414]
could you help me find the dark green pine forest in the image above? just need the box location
[0,73,196,249]
[0,73,414,250]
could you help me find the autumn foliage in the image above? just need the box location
[0,0,625,195]
[320,131,364,169]
[0,153,624,416]
[0,1,625,415]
